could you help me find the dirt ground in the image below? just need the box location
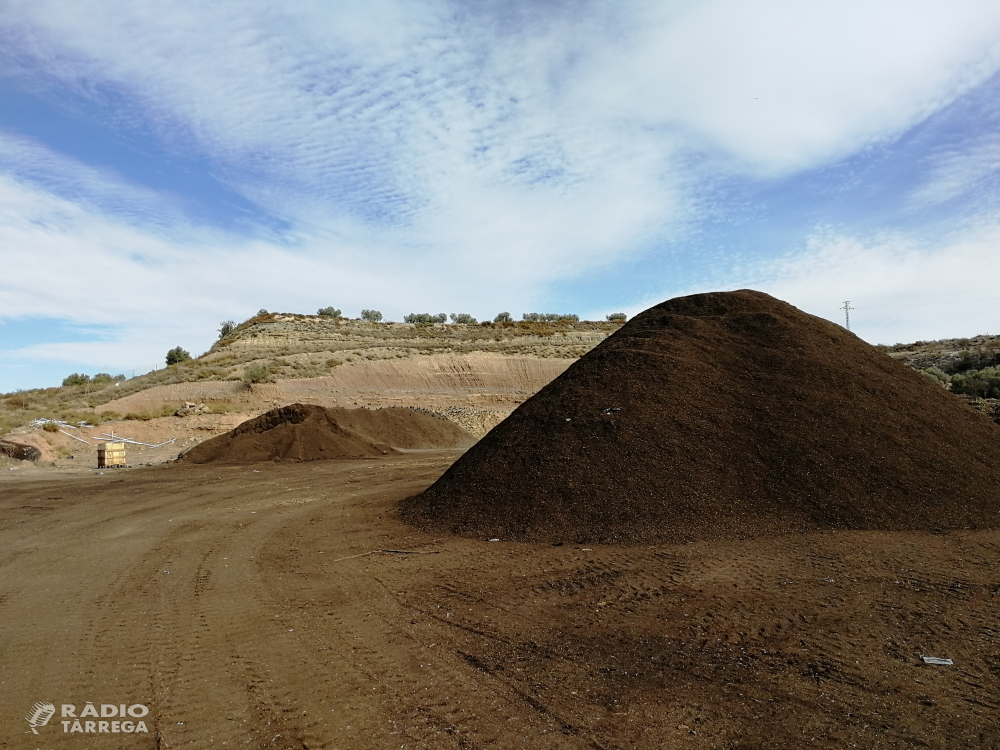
[1,455,998,749]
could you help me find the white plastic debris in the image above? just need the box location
[921,656,953,666]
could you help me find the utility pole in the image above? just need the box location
[841,300,854,331]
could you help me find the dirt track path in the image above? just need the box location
[0,456,589,749]
[2,458,1000,749]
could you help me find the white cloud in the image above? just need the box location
[911,135,1000,207]
[0,171,549,377]
[579,0,1000,173]
[708,223,1000,344]
[0,132,187,229]
[3,0,1000,385]
[4,0,999,234]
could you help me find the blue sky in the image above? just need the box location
[3,0,1000,392]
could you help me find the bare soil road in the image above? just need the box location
[2,456,999,749]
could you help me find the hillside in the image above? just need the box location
[0,316,621,467]
[4,310,999,468]
[0,316,620,430]
[881,334,1000,422]
[880,333,1000,371]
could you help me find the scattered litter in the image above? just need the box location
[921,656,953,666]
[488,538,500,542]
[602,407,622,414]
[821,578,835,583]
[162,571,170,574]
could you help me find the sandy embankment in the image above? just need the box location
[2,354,573,470]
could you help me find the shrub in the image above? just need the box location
[606,313,627,322]
[522,313,580,323]
[922,370,943,386]
[5,392,30,409]
[450,313,477,324]
[404,313,447,324]
[949,366,1000,399]
[317,307,342,318]
[494,312,512,323]
[43,422,60,432]
[258,309,269,315]
[91,373,114,385]
[218,320,236,339]
[62,373,90,387]
[242,363,272,388]
[920,367,948,387]
[361,309,383,323]
[166,347,191,366]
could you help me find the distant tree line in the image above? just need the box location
[920,346,1000,399]
[521,313,579,322]
[62,372,126,387]
[404,313,447,324]
[157,306,627,380]
[924,365,1000,399]
[215,307,626,331]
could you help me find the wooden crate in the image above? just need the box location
[97,442,127,468]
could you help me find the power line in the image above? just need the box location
[857,296,1000,310]
[840,300,854,331]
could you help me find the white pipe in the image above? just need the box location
[59,430,91,445]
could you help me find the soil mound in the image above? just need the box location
[0,441,41,461]
[181,403,474,465]
[401,290,1000,544]
[332,406,477,451]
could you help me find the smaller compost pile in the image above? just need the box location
[0,441,41,461]
[401,290,1000,544]
[180,404,474,465]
